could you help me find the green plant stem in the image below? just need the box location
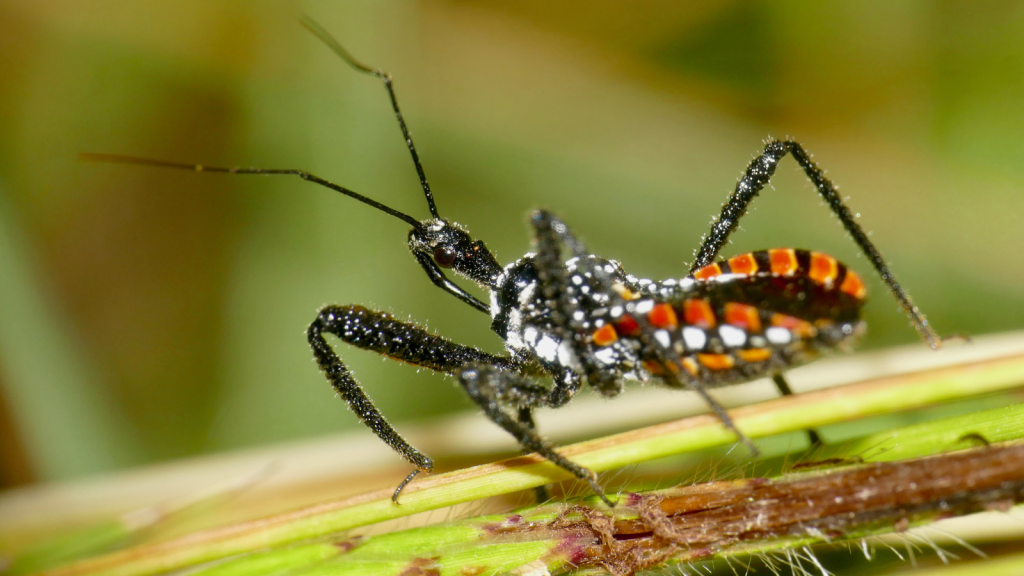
[33,354,1023,576]
[814,403,1023,462]
[189,430,1024,576]
[879,553,1024,576]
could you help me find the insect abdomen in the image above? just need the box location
[693,248,866,300]
[591,249,866,384]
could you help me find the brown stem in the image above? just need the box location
[525,444,1023,576]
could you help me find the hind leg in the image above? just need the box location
[771,373,822,446]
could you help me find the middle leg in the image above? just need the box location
[458,363,612,506]
[517,407,551,503]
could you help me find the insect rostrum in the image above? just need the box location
[83,19,948,508]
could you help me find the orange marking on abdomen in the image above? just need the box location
[683,299,717,328]
[643,359,679,375]
[771,313,817,338]
[591,324,618,347]
[693,263,723,280]
[737,348,772,363]
[648,303,679,329]
[769,248,798,276]
[697,353,735,371]
[724,302,762,332]
[642,360,663,375]
[615,314,641,336]
[727,253,758,275]
[809,251,839,284]
[681,357,700,375]
[840,270,867,299]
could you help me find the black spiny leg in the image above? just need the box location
[458,364,612,507]
[680,375,759,455]
[517,407,550,503]
[635,313,760,457]
[691,140,943,348]
[308,305,511,503]
[771,373,822,447]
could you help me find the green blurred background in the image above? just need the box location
[0,0,1020,488]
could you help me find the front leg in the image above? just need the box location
[412,251,490,314]
[308,304,510,502]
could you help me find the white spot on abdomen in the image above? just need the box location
[719,325,747,347]
[682,327,707,350]
[766,327,793,345]
[654,330,672,348]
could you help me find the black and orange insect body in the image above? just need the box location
[561,249,866,389]
[492,245,867,438]
[85,19,950,507]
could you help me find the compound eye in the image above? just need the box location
[433,245,457,268]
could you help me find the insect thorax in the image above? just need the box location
[490,254,643,380]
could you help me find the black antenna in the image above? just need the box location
[78,153,423,229]
[299,16,441,220]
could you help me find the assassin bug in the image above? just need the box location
[83,19,950,507]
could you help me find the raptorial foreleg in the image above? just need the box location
[308,304,511,502]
